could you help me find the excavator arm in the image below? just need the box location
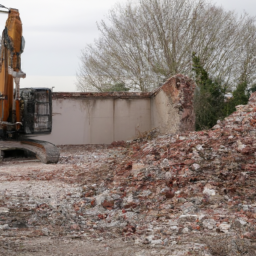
[0,8,25,128]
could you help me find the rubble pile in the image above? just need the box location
[2,94,256,255]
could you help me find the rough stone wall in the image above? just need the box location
[151,74,196,134]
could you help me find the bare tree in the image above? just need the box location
[77,0,256,92]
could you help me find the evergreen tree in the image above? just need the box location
[192,53,225,130]
[225,81,249,116]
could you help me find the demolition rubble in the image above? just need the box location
[2,94,256,255]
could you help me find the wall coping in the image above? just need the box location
[52,74,194,100]
[52,92,152,99]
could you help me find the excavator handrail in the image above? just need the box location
[0,121,22,126]
[0,4,8,9]
[0,4,9,14]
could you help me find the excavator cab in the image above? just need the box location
[20,88,53,134]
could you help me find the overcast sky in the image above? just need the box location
[0,0,255,91]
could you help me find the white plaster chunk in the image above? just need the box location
[0,224,9,230]
[237,140,246,151]
[202,219,216,230]
[235,117,243,123]
[0,207,9,213]
[168,220,178,226]
[111,194,121,200]
[196,145,203,151]
[192,163,201,171]
[219,223,231,233]
[95,190,110,206]
[213,124,221,129]
[235,105,245,111]
[161,158,170,169]
[243,205,249,211]
[140,190,152,197]
[238,219,247,226]
[160,187,170,194]
[182,227,189,233]
[100,221,121,228]
[165,171,172,180]
[122,193,134,205]
[151,239,163,245]
[203,185,216,196]
[234,218,247,228]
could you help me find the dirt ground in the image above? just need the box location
[0,146,202,256]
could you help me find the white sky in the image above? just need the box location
[0,0,255,91]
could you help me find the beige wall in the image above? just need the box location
[31,74,195,145]
[32,97,151,145]
[151,89,180,134]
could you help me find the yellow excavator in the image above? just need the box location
[0,5,59,163]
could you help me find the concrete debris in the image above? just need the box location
[2,93,256,254]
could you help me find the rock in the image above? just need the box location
[95,190,110,206]
[178,215,198,223]
[202,219,216,230]
[0,224,9,230]
[163,238,169,245]
[151,239,163,245]
[196,145,203,151]
[70,224,80,231]
[42,228,49,236]
[102,199,114,209]
[0,207,9,213]
[192,163,200,171]
[233,219,247,229]
[243,232,256,239]
[218,223,231,233]
[142,238,151,244]
[160,187,170,195]
[237,140,246,151]
[182,227,190,233]
[165,171,172,181]
[203,184,216,196]
[213,124,221,129]
[132,163,146,171]
[161,158,170,170]
[165,190,175,199]
[184,159,195,165]
[139,190,152,197]
[180,202,197,214]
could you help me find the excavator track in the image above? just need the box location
[0,139,60,164]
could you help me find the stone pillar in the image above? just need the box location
[151,74,196,134]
